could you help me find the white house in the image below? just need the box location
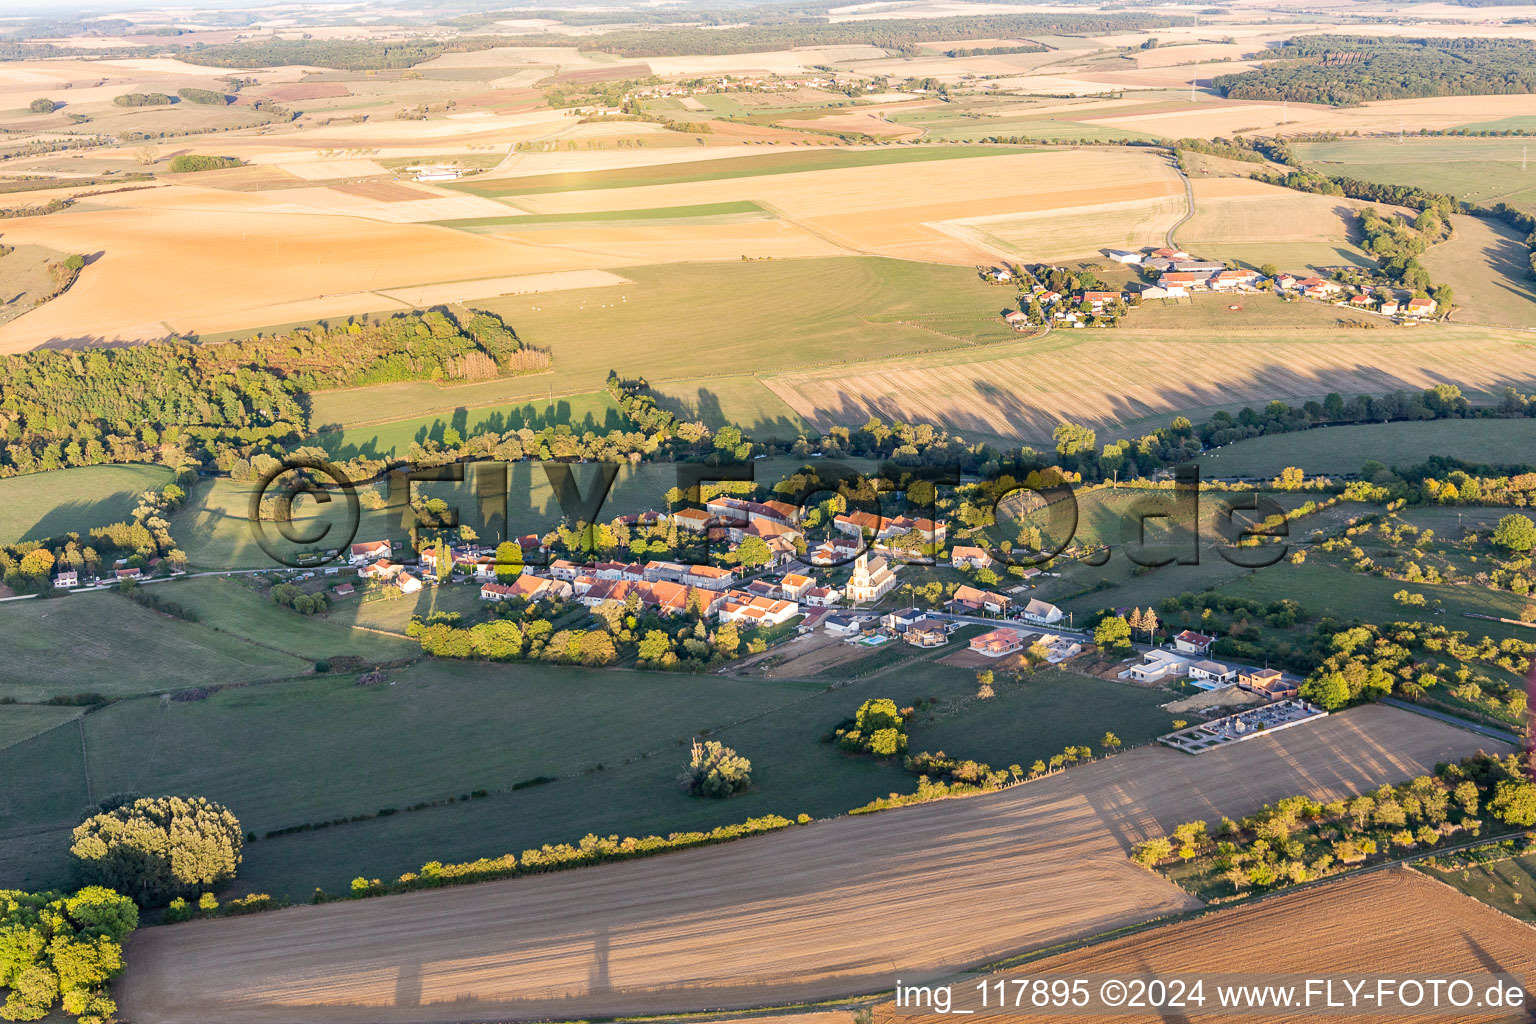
[1020,598,1064,625]
[1188,659,1238,688]
[54,570,79,589]
[1124,649,1187,682]
[1173,630,1214,654]
[396,571,423,595]
[349,540,392,565]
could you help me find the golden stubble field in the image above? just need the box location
[763,325,1536,440]
[116,705,1505,1024]
[869,868,1536,1024]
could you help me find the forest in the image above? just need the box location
[0,310,543,478]
[1213,35,1536,105]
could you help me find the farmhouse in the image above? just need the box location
[1297,276,1341,298]
[844,553,898,604]
[1079,290,1122,308]
[1405,296,1437,317]
[1210,269,1257,290]
[970,627,1025,657]
[949,584,1012,616]
[1173,629,1213,654]
[1019,597,1063,625]
[349,540,392,565]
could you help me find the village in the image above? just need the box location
[990,244,1440,331]
[317,490,1323,752]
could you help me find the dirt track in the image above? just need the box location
[117,705,1509,1024]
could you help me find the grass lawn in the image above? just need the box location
[165,577,420,661]
[1124,292,1379,332]
[0,659,931,896]
[303,256,1021,437]
[904,666,1180,767]
[0,592,309,701]
[444,145,1037,196]
[1421,851,1536,924]
[1197,419,1536,478]
[0,464,174,545]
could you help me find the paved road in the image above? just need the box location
[1379,696,1525,747]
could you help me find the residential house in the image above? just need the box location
[396,572,423,595]
[880,515,945,545]
[1003,310,1030,329]
[808,537,863,566]
[1019,597,1063,625]
[672,508,714,533]
[1238,667,1297,699]
[1173,629,1214,654]
[1379,299,1400,316]
[681,564,734,591]
[1272,273,1298,290]
[802,584,842,607]
[54,571,78,589]
[970,627,1026,657]
[361,559,401,581]
[1297,276,1341,298]
[823,613,862,636]
[1125,649,1187,682]
[1188,659,1237,688]
[949,585,1013,617]
[333,583,355,598]
[903,619,949,647]
[1347,293,1374,309]
[950,545,997,571]
[480,576,573,604]
[548,559,584,581]
[1035,633,1082,663]
[844,553,898,604]
[1405,296,1437,317]
[884,607,928,631]
[349,540,392,565]
[833,510,885,538]
[643,560,687,583]
[779,573,814,600]
[718,592,799,627]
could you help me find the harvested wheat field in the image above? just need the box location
[512,148,1183,263]
[1089,93,1536,140]
[765,326,1536,440]
[1178,177,1395,266]
[871,869,1536,1024]
[0,207,621,348]
[939,193,1188,261]
[116,705,1503,1024]
[777,109,923,139]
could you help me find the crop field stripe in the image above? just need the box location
[428,200,770,228]
[444,145,1040,196]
